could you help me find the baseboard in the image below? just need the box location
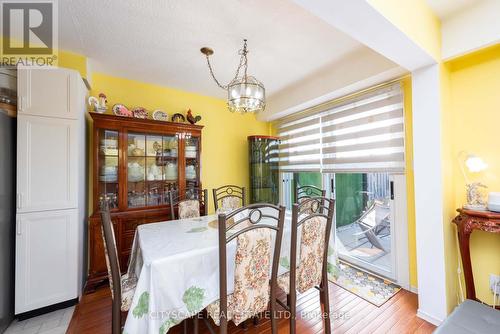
[16,298,78,321]
[409,285,418,294]
[416,309,443,326]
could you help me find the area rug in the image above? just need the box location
[329,261,401,307]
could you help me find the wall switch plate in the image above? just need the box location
[490,274,500,295]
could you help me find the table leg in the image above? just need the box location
[457,223,476,300]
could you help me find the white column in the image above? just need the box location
[412,64,447,325]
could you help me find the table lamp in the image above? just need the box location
[459,152,488,210]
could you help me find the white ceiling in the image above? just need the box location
[426,0,484,19]
[59,0,366,99]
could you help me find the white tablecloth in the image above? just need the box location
[123,211,337,334]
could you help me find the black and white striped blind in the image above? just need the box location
[277,82,405,173]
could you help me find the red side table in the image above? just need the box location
[453,209,500,308]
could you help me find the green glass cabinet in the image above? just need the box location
[248,135,280,204]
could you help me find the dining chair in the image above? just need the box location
[99,200,138,334]
[198,203,286,334]
[168,187,208,220]
[295,184,326,203]
[212,185,245,213]
[276,196,335,334]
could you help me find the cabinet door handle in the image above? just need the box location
[17,193,22,209]
[16,221,21,235]
[18,96,24,112]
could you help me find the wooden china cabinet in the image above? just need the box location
[86,113,203,291]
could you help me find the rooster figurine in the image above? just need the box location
[186,109,201,124]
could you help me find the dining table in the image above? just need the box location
[123,210,336,334]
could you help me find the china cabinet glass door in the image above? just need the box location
[184,135,200,191]
[127,132,179,208]
[98,129,119,209]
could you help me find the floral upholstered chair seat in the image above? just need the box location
[277,215,327,294]
[216,196,242,214]
[101,227,138,312]
[178,199,200,219]
[207,228,272,326]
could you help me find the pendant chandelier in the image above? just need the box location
[200,39,265,113]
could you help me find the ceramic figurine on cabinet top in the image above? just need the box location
[88,93,108,113]
[186,109,201,124]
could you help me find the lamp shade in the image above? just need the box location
[227,75,265,113]
[465,155,488,173]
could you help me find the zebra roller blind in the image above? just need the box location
[277,82,405,173]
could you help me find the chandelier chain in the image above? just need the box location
[204,39,249,90]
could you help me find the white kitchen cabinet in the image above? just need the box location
[15,67,87,315]
[15,209,78,314]
[17,67,81,120]
[17,115,78,213]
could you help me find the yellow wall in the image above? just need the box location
[402,78,418,289]
[367,0,441,61]
[445,45,500,305]
[440,62,460,312]
[58,50,87,78]
[90,73,272,213]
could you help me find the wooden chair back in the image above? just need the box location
[168,188,208,219]
[99,200,122,334]
[295,185,326,203]
[217,204,286,333]
[212,185,245,212]
[289,197,335,294]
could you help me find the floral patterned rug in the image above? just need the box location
[329,261,401,307]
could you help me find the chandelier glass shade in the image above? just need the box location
[227,75,265,113]
[201,40,265,113]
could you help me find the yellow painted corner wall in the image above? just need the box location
[445,45,500,306]
[440,62,460,313]
[402,77,418,289]
[367,0,441,61]
[58,50,87,78]
[90,73,271,213]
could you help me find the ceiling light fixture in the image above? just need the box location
[200,39,265,113]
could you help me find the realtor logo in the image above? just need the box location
[1,0,58,66]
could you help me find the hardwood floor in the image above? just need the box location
[67,283,436,333]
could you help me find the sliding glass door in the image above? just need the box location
[326,172,396,280]
[280,171,400,281]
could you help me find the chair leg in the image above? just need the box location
[112,300,121,334]
[289,289,297,334]
[322,281,332,334]
[183,319,187,334]
[193,314,199,334]
[253,316,260,326]
[270,299,278,334]
[286,294,291,307]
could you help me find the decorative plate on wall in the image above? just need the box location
[153,110,168,121]
[112,104,133,117]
